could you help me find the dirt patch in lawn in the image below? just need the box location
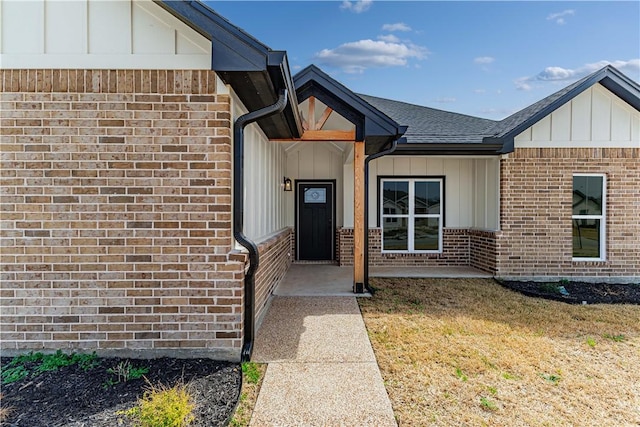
[1,356,241,427]
[360,278,640,427]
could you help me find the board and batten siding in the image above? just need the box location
[343,156,500,230]
[514,84,640,148]
[0,0,211,69]
[232,93,288,242]
[285,143,345,227]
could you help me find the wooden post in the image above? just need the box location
[353,140,365,292]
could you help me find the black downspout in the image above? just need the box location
[234,90,288,362]
[363,139,399,293]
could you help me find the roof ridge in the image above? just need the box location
[358,93,498,123]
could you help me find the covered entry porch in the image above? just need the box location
[273,66,502,294]
[272,65,407,292]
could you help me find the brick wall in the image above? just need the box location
[338,227,493,267]
[497,148,640,280]
[336,227,353,265]
[0,69,245,360]
[469,229,498,274]
[254,227,293,325]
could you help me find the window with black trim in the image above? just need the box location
[572,174,606,260]
[381,178,443,253]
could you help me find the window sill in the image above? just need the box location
[382,250,442,255]
[572,257,606,262]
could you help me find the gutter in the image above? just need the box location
[234,90,288,362]
[362,136,404,293]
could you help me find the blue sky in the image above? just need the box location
[207,1,640,120]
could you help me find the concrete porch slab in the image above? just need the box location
[274,264,356,296]
[275,264,492,296]
[274,264,493,297]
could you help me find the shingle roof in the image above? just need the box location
[359,65,640,153]
[358,94,497,144]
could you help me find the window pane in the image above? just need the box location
[304,188,326,203]
[573,176,603,216]
[415,181,440,214]
[414,218,439,250]
[383,217,408,250]
[382,181,409,215]
[573,219,600,258]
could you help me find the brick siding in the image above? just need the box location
[0,69,245,360]
[254,227,293,325]
[497,148,640,279]
[338,227,497,269]
[469,229,498,274]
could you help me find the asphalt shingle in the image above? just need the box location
[358,94,497,144]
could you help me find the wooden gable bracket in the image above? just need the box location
[275,96,356,142]
[303,96,332,130]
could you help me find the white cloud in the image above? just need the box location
[382,22,412,32]
[340,0,372,13]
[314,39,429,73]
[514,79,533,91]
[515,59,640,90]
[474,56,495,65]
[473,89,486,94]
[378,34,401,43]
[546,9,575,25]
[434,97,456,103]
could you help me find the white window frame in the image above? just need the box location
[380,178,443,254]
[572,173,606,261]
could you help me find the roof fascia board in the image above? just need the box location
[267,51,303,135]
[600,74,640,111]
[156,1,268,71]
[394,143,503,156]
[496,137,515,154]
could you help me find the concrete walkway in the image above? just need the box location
[250,296,397,426]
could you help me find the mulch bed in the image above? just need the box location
[500,280,640,305]
[1,357,241,427]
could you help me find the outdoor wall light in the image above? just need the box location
[283,177,292,192]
